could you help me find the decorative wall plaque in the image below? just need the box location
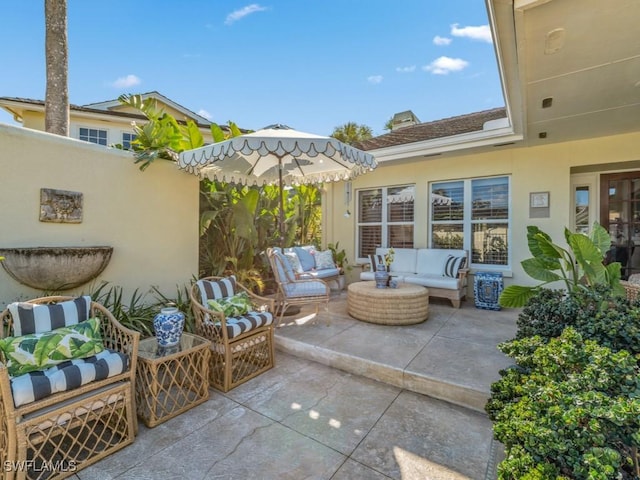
[40,188,83,223]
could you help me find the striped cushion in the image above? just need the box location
[368,254,385,272]
[443,255,466,278]
[208,311,273,339]
[8,296,92,336]
[196,276,236,304]
[9,349,129,408]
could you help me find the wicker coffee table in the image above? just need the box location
[347,281,429,325]
[136,333,211,427]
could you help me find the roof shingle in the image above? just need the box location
[355,107,507,151]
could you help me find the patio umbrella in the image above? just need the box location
[178,124,377,242]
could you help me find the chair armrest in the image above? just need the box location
[93,302,140,358]
[235,282,276,313]
[458,268,469,281]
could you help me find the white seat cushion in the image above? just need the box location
[405,274,460,290]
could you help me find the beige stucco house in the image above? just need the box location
[324,0,640,293]
[0,91,215,149]
[1,0,638,304]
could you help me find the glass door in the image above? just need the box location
[600,172,640,279]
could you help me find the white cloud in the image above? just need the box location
[198,109,213,120]
[450,23,492,43]
[225,4,268,25]
[367,75,383,84]
[433,35,452,46]
[111,74,141,88]
[395,65,416,73]
[423,56,469,75]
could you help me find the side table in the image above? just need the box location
[474,271,504,310]
[136,332,211,427]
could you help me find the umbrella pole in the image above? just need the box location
[278,157,285,247]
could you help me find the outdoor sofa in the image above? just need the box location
[280,245,340,283]
[360,247,469,308]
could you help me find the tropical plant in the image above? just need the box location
[118,94,244,171]
[499,223,623,308]
[44,0,69,136]
[383,117,394,132]
[150,284,196,334]
[118,96,323,284]
[330,122,373,145]
[89,282,158,337]
[327,242,350,273]
[487,328,640,479]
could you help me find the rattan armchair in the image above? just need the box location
[0,296,139,480]
[267,248,331,326]
[189,276,275,392]
[621,273,640,301]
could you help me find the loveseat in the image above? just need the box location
[280,245,341,284]
[360,248,469,308]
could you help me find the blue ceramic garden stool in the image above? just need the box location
[474,272,504,311]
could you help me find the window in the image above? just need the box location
[79,127,107,146]
[431,176,510,267]
[122,132,137,150]
[357,185,415,259]
[574,186,590,234]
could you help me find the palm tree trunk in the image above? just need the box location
[45,0,69,136]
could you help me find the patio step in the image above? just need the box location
[275,335,492,413]
[272,293,518,414]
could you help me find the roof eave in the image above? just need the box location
[371,127,524,163]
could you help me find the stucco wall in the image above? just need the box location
[326,131,640,290]
[0,123,199,308]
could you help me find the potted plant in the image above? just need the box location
[327,242,351,290]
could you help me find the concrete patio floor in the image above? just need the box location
[76,290,519,480]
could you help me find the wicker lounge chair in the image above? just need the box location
[0,296,139,480]
[267,248,331,326]
[620,273,640,301]
[189,276,275,392]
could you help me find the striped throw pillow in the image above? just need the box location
[443,255,466,278]
[8,296,92,336]
[196,276,237,304]
[368,254,385,272]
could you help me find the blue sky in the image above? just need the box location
[0,1,503,136]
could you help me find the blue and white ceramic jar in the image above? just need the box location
[153,307,185,348]
[374,263,389,288]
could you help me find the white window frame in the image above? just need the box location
[78,126,108,146]
[355,184,416,263]
[570,173,596,236]
[429,175,511,271]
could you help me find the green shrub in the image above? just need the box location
[515,286,640,355]
[487,328,640,479]
[515,288,579,340]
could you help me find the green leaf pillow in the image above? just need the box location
[0,317,104,377]
[207,292,252,317]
